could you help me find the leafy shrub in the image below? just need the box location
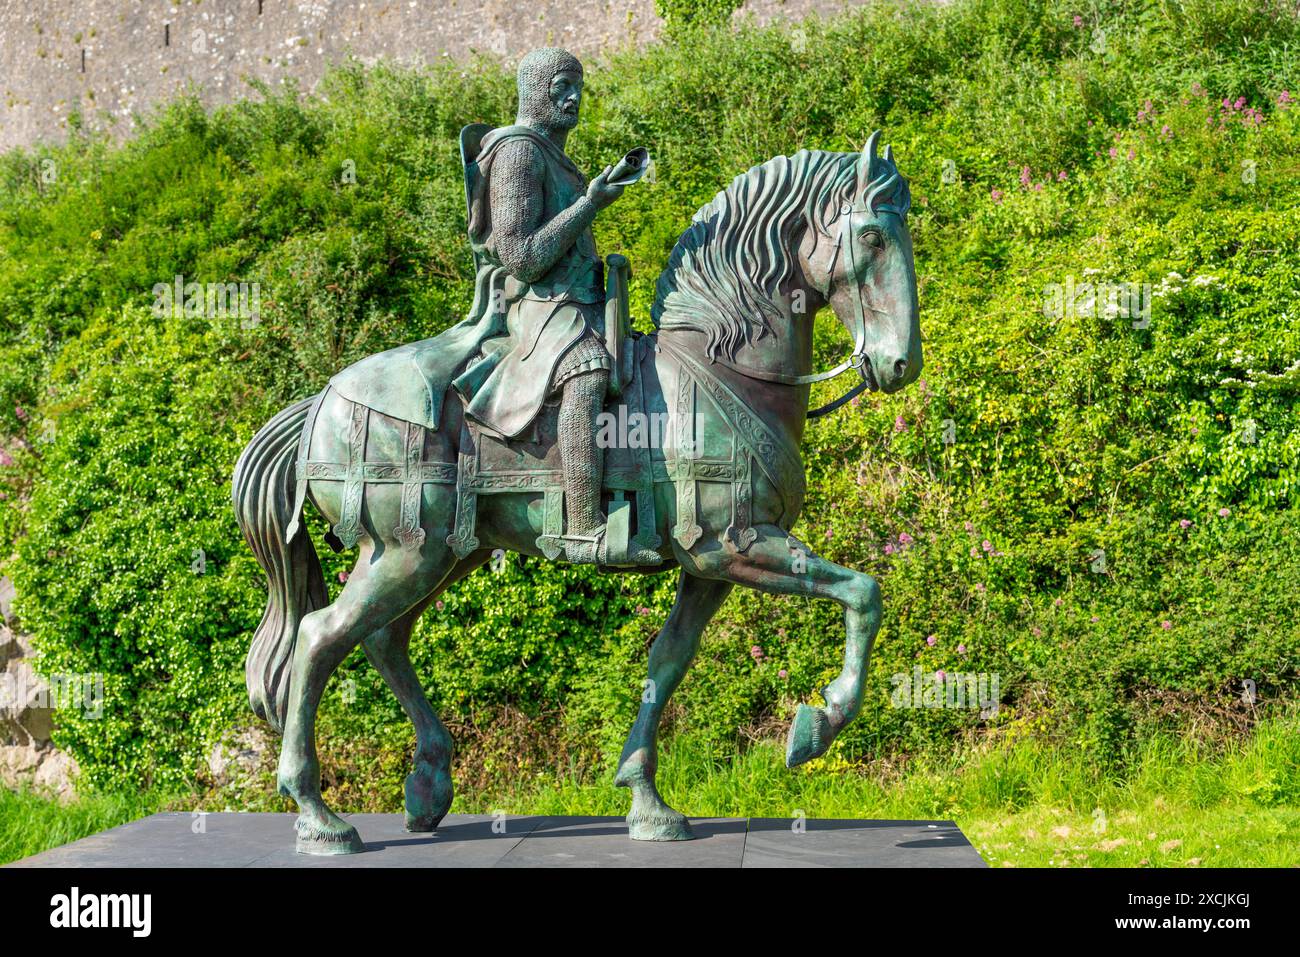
[1,0,1297,798]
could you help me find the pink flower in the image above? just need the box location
[894,414,908,432]
[1160,124,1172,140]
[1179,519,1193,529]
[436,599,445,611]
[957,643,967,654]
[0,450,12,467]
[778,669,788,679]
[750,644,765,661]
[898,532,914,546]
[337,570,348,583]
[1054,598,1063,607]
[1217,507,1231,518]
[982,540,993,552]
[1057,170,1067,181]
[1031,627,1042,637]
[1073,14,1083,27]
[637,605,653,616]
[935,670,946,682]
[991,188,1004,204]
[1279,90,1292,109]
[1032,183,1043,192]
[974,583,985,592]
[1090,615,1100,623]
[14,406,26,420]
[969,546,978,557]
[926,634,937,647]
[1108,147,1118,159]
[1126,148,1136,161]
[1161,620,1172,630]
[884,543,896,555]
[1019,166,1032,188]
[964,521,975,533]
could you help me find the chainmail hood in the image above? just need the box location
[516,48,584,132]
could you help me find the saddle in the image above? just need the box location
[446,330,662,566]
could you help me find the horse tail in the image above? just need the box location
[232,394,326,734]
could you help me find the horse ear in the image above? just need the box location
[857,131,882,196]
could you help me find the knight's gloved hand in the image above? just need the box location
[586,166,626,210]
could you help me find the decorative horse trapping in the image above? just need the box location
[232,48,921,854]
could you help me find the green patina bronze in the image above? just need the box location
[233,48,922,854]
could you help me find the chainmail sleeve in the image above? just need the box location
[489,138,600,284]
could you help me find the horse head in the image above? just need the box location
[799,131,922,395]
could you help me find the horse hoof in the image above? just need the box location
[786,703,833,768]
[627,813,695,841]
[404,812,445,833]
[404,769,451,833]
[294,816,364,855]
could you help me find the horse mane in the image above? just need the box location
[651,144,910,362]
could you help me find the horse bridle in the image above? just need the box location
[690,202,876,419]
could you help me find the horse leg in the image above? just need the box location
[362,552,489,833]
[277,541,453,855]
[679,524,882,768]
[614,571,732,841]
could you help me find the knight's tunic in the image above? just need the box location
[452,125,607,438]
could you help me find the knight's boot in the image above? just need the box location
[557,368,610,565]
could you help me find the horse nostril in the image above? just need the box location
[893,358,909,381]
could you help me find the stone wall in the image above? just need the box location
[0,577,78,797]
[0,0,869,152]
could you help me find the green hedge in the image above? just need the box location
[1,0,1298,798]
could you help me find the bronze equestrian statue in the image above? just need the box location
[233,47,922,854]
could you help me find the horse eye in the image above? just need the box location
[862,229,884,248]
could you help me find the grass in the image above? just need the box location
[4,712,1294,866]
[0,787,163,866]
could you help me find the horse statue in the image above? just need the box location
[232,132,921,854]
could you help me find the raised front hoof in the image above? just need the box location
[294,816,364,856]
[786,703,834,768]
[627,813,695,842]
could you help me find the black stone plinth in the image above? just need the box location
[7,813,985,868]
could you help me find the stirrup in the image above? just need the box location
[547,527,661,567]
[559,530,605,566]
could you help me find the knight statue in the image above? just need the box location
[453,48,624,564]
